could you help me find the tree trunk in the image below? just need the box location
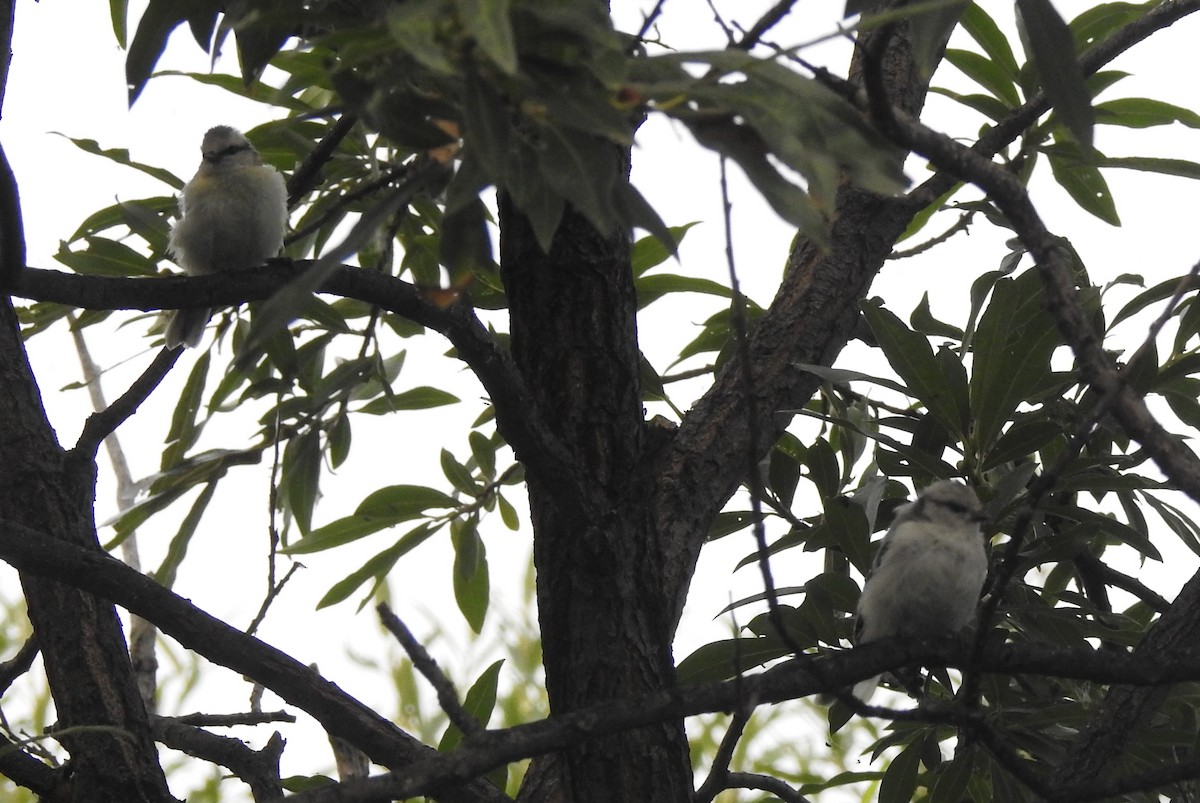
[499,186,693,801]
[0,303,173,802]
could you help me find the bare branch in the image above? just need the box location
[0,634,38,697]
[720,772,812,803]
[0,518,509,803]
[171,711,297,728]
[72,346,181,459]
[152,717,285,802]
[694,709,750,803]
[10,520,1200,800]
[12,263,593,526]
[286,113,359,207]
[377,602,483,740]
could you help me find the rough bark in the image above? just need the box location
[0,315,175,803]
[499,184,692,801]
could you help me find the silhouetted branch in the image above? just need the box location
[12,263,592,526]
[73,346,181,459]
[152,717,285,802]
[377,602,483,740]
[171,711,296,728]
[719,772,812,803]
[0,517,508,803]
[6,517,1200,801]
[0,634,38,696]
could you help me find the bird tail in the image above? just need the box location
[165,308,211,349]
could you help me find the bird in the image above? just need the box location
[850,479,988,702]
[164,125,288,349]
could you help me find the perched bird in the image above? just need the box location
[850,480,988,701]
[164,125,288,349]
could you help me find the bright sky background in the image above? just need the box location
[3,0,1200,799]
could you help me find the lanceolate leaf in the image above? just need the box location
[1016,0,1094,148]
[862,300,968,438]
[970,270,1062,458]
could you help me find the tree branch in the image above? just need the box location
[6,520,1200,801]
[377,602,483,740]
[151,717,285,802]
[0,518,509,803]
[73,346,181,458]
[0,634,37,696]
[11,263,593,524]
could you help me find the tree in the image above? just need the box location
[4,0,1200,801]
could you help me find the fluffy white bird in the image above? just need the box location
[164,125,288,349]
[851,480,988,701]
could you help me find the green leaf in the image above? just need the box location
[163,351,211,469]
[110,0,129,47]
[328,415,352,469]
[631,223,698,276]
[675,637,791,684]
[805,439,841,500]
[970,270,1062,457]
[153,482,217,589]
[635,274,733,309]
[55,237,158,277]
[943,48,1020,108]
[929,746,975,803]
[1017,0,1094,147]
[824,495,872,576]
[497,493,520,530]
[126,0,189,105]
[357,387,460,414]
[1097,156,1200,181]
[862,300,967,438]
[54,134,184,189]
[1047,152,1119,225]
[457,0,517,74]
[983,419,1063,469]
[452,521,490,632]
[687,116,829,243]
[440,197,494,285]
[438,659,504,752]
[961,3,1020,80]
[287,485,456,554]
[1095,97,1200,129]
[316,524,441,608]
[1070,2,1147,51]
[1111,273,1200,329]
[441,449,479,496]
[283,431,323,535]
[879,740,922,803]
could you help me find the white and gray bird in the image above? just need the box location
[164,125,288,349]
[851,480,988,701]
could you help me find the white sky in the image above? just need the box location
[2,0,1200,799]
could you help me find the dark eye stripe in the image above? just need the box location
[205,143,252,162]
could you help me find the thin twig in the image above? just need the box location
[152,717,285,802]
[694,709,751,802]
[73,346,181,458]
[718,157,796,655]
[733,0,800,51]
[633,0,668,44]
[720,772,813,803]
[0,635,38,697]
[1074,553,1169,613]
[376,602,483,740]
[171,710,297,728]
[888,211,975,260]
[286,113,359,207]
[245,564,303,638]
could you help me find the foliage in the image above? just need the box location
[4,0,1200,801]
